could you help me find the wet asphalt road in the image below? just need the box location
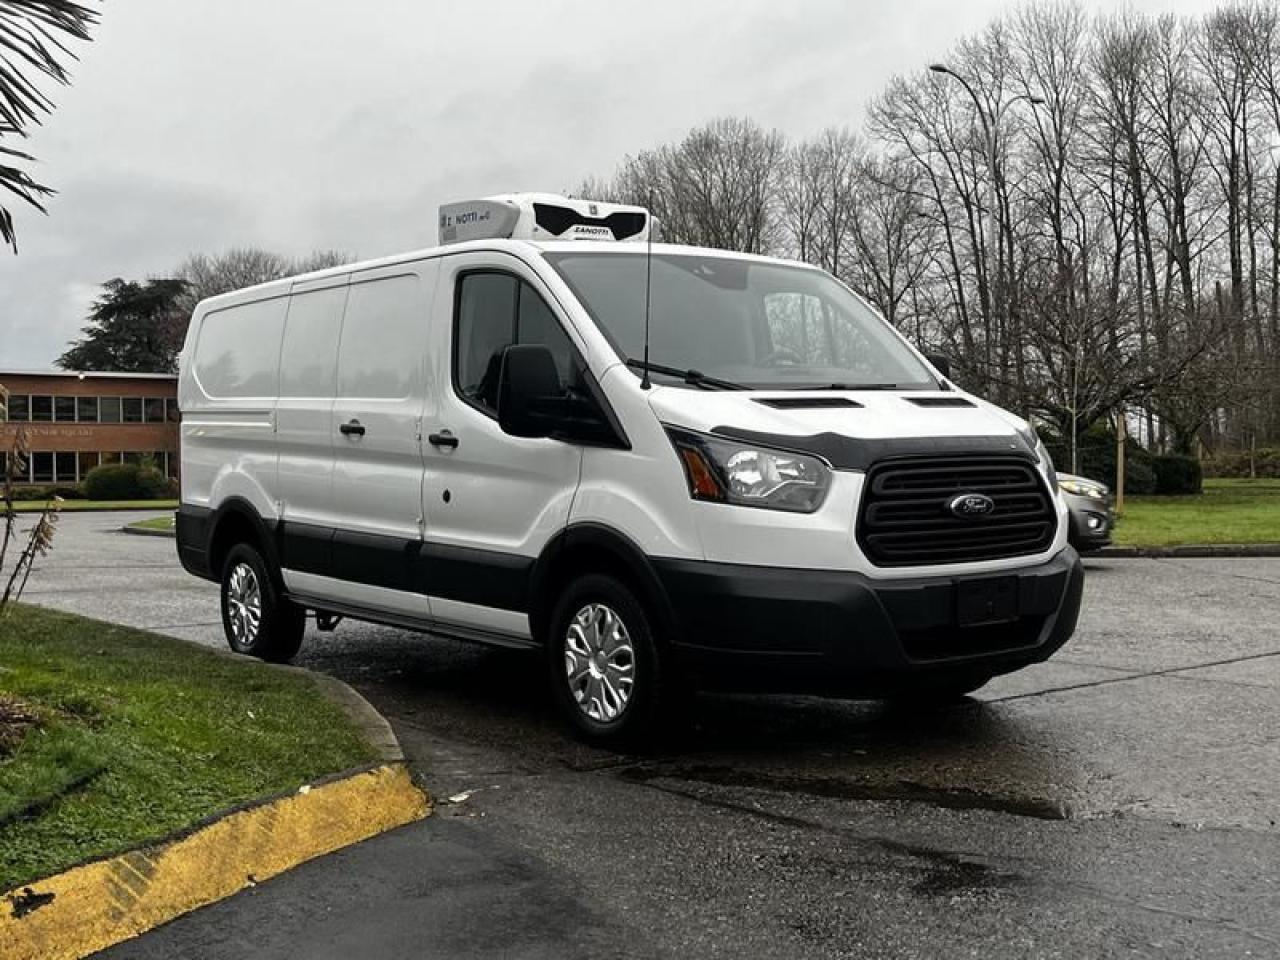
[15,511,1280,958]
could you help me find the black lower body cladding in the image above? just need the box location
[654,547,1084,695]
[175,503,213,580]
[180,500,1084,697]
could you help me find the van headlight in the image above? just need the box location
[665,427,831,513]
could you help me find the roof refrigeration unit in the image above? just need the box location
[438,192,657,246]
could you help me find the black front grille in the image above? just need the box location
[858,456,1056,567]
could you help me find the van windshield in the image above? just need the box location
[544,251,937,390]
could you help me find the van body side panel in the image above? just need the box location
[180,294,289,524]
[569,367,704,563]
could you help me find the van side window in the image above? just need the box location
[280,286,347,397]
[455,272,577,414]
[339,275,424,399]
[194,297,287,398]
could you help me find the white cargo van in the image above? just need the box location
[176,193,1083,744]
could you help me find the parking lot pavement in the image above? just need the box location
[17,510,225,646]
[18,512,1280,957]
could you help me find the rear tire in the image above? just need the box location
[546,573,675,748]
[219,543,305,663]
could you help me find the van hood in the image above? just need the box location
[647,386,1031,466]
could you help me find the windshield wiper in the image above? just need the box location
[779,382,902,391]
[625,359,748,391]
[818,383,901,391]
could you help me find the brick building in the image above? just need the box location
[0,370,179,485]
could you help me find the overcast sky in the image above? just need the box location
[0,0,1222,369]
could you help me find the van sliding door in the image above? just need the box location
[327,261,440,618]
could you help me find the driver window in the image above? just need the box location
[455,271,579,414]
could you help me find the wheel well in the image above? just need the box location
[531,540,675,647]
[208,509,263,580]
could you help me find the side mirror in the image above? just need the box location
[924,353,952,379]
[497,344,563,439]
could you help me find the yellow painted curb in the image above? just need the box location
[0,763,429,960]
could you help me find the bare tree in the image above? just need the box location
[578,0,1280,460]
[175,247,352,314]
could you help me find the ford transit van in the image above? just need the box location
[176,193,1083,745]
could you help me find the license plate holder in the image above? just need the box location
[956,576,1020,627]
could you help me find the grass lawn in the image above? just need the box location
[0,604,379,891]
[1115,478,1280,547]
[11,499,178,513]
[127,515,176,533]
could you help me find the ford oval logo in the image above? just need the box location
[947,493,996,519]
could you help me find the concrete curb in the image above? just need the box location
[293,669,405,764]
[0,654,428,960]
[1096,543,1280,558]
[120,523,175,539]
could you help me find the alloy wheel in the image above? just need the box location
[564,602,636,723]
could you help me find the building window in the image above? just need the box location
[100,451,122,465]
[54,396,76,422]
[122,398,143,423]
[6,394,29,422]
[54,452,77,484]
[165,397,180,422]
[30,396,53,422]
[99,397,122,423]
[78,452,100,479]
[31,452,54,484]
[144,398,165,423]
[77,397,99,422]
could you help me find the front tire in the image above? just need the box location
[547,574,673,747]
[219,543,305,662]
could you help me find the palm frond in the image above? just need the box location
[0,0,97,252]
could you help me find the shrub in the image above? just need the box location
[1121,457,1157,495]
[1151,454,1203,495]
[135,466,170,500]
[51,484,84,500]
[1042,423,1156,495]
[1203,447,1280,479]
[83,464,139,500]
[9,485,54,502]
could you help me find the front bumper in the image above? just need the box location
[1065,493,1115,552]
[654,546,1084,696]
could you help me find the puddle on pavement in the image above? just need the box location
[610,692,1091,821]
[614,763,1071,820]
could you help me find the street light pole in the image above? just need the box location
[929,63,1044,409]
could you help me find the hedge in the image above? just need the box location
[1202,447,1280,479]
[1151,454,1203,495]
[1043,424,1156,495]
[82,463,172,501]
[9,485,73,502]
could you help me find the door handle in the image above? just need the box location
[428,430,458,450]
[339,419,366,437]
